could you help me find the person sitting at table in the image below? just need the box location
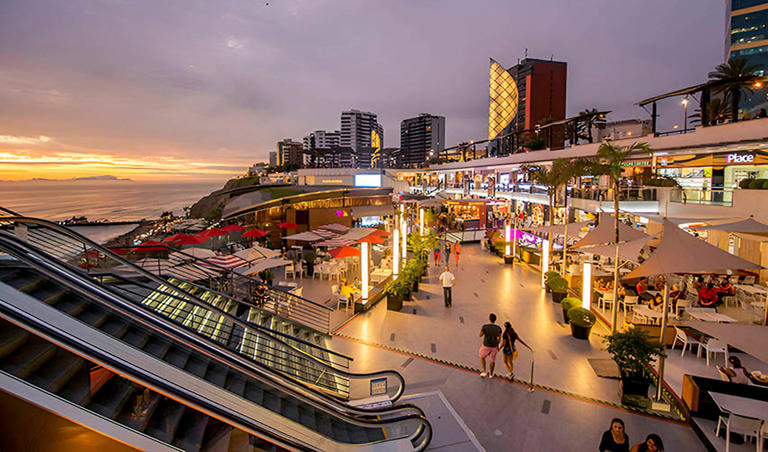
[352,277,361,290]
[717,356,750,385]
[653,276,666,291]
[669,285,685,311]
[693,275,705,292]
[698,282,719,307]
[649,294,664,311]
[636,277,653,302]
[715,277,736,303]
[340,278,356,306]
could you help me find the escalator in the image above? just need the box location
[0,232,432,450]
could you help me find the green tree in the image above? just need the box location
[708,58,761,123]
[577,108,607,143]
[585,142,653,332]
[690,97,730,126]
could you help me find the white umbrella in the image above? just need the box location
[318,223,349,233]
[575,236,651,263]
[283,231,328,242]
[235,258,291,275]
[692,217,768,235]
[180,248,217,259]
[233,245,280,263]
[573,214,649,248]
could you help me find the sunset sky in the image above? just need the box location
[0,0,724,181]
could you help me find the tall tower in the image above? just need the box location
[340,109,383,168]
[725,0,768,115]
[400,113,446,167]
[488,57,567,155]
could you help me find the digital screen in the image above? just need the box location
[354,174,381,188]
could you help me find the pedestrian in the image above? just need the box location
[498,322,531,379]
[433,245,441,265]
[478,313,502,378]
[599,418,629,452]
[438,266,455,307]
[630,434,663,452]
[444,241,451,265]
[454,241,461,266]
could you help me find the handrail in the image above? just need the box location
[0,232,432,451]
[0,215,330,332]
[0,217,407,401]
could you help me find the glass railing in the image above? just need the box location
[670,188,733,206]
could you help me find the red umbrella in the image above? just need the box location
[164,233,198,242]
[172,235,209,245]
[242,228,267,238]
[329,246,360,258]
[357,235,386,245]
[131,241,169,252]
[220,224,246,233]
[108,247,130,255]
[369,229,390,238]
[200,228,227,237]
[278,222,299,229]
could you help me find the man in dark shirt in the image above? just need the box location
[478,313,502,378]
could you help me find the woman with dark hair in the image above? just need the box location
[599,418,629,452]
[630,433,664,452]
[498,322,530,380]
[718,356,750,385]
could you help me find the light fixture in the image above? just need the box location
[505,223,511,256]
[361,242,369,301]
[681,98,689,106]
[419,208,425,235]
[393,228,400,277]
[582,261,592,309]
[401,217,407,264]
[541,239,550,289]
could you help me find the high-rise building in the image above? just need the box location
[276,139,304,167]
[400,113,445,167]
[488,57,567,155]
[302,130,341,151]
[268,151,277,167]
[726,0,768,115]
[340,109,384,167]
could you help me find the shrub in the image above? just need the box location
[385,279,411,297]
[749,179,764,189]
[547,276,569,293]
[603,327,666,378]
[762,180,768,190]
[545,270,560,284]
[560,297,582,311]
[739,178,754,189]
[567,307,596,328]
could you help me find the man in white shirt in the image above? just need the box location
[438,266,455,307]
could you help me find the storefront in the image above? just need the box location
[443,199,508,230]
[657,150,768,190]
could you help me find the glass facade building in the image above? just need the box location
[727,0,768,115]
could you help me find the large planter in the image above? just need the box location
[387,294,403,311]
[569,322,592,340]
[619,374,652,408]
[504,255,514,264]
[551,291,567,303]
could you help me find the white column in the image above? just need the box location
[582,262,592,309]
[401,217,407,265]
[393,228,400,278]
[361,242,369,301]
[419,208,425,235]
[541,239,550,288]
[504,223,511,256]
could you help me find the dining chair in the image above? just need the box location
[743,275,756,285]
[715,413,763,452]
[671,326,701,357]
[599,292,614,311]
[622,295,639,315]
[284,262,296,279]
[722,295,739,308]
[700,338,729,366]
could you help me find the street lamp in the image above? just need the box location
[681,97,689,133]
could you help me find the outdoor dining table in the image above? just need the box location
[687,309,737,323]
[631,305,663,324]
[370,268,392,284]
[708,391,768,423]
[735,284,768,296]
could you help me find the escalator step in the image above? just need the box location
[29,350,85,394]
[88,378,136,420]
[330,420,351,443]
[77,304,109,328]
[224,373,247,397]
[204,363,228,388]
[42,289,68,305]
[0,322,29,359]
[315,412,334,438]
[121,327,152,350]
[172,410,210,451]
[145,399,185,443]
[0,336,56,379]
[261,389,279,412]
[99,316,130,338]
[56,365,92,406]
[244,381,264,406]
[164,346,191,369]
[19,278,47,294]
[140,334,172,359]
[280,397,300,423]
[117,390,162,433]
[366,426,386,442]
[50,294,87,317]
[298,405,318,431]
[183,354,209,378]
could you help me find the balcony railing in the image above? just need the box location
[570,187,658,202]
[670,188,733,206]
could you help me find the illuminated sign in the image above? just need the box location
[354,174,382,188]
[621,160,651,167]
[335,210,350,217]
[321,179,343,184]
[726,153,754,164]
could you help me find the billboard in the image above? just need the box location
[354,174,382,188]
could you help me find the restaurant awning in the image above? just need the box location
[573,215,649,248]
[575,236,652,263]
[625,220,762,279]
[682,321,768,365]
[693,218,768,236]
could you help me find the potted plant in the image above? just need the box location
[567,307,596,339]
[385,280,409,311]
[303,249,317,276]
[604,328,666,408]
[544,271,560,292]
[258,269,274,286]
[560,297,581,324]
[548,276,569,303]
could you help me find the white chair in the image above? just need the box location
[715,413,763,452]
[742,276,756,285]
[622,295,639,315]
[671,327,701,357]
[284,262,297,279]
[599,292,614,311]
[700,339,728,366]
[314,263,327,280]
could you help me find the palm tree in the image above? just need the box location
[578,109,607,143]
[586,142,652,333]
[689,97,729,126]
[708,58,760,123]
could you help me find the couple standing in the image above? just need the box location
[478,313,531,379]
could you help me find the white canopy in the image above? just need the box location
[283,231,327,242]
[575,236,652,262]
[573,214,649,247]
[683,321,768,364]
[625,220,762,279]
[233,245,280,263]
[693,218,768,235]
[235,258,292,275]
[529,221,592,235]
[315,227,377,247]
[318,223,349,233]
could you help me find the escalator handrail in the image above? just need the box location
[0,232,432,451]
[0,216,331,332]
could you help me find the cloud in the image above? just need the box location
[0,135,52,145]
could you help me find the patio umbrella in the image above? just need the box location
[219,224,247,233]
[692,217,768,235]
[283,231,327,242]
[235,258,292,275]
[573,215,648,248]
[233,245,280,263]
[242,228,267,238]
[131,241,169,252]
[357,235,386,245]
[574,236,651,263]
[179,248,217,259]
[329,246,360,258]
[163,233,198,242]
[199,228,228,237]
[369,229,391,237]
[172,235,209,245]
[318,223,349,233]
[624,219,762,401]
[278,222,299,229]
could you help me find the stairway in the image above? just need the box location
[0,264,384,445]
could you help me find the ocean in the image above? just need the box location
[0,180,223,221]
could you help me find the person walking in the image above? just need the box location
[498,322,531,379]
[599,418,629,452]
[454,241,462,266]
[433,245,441,265]
[444,241,451,265]
[478,313,502,378]
[438,266,455,307]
